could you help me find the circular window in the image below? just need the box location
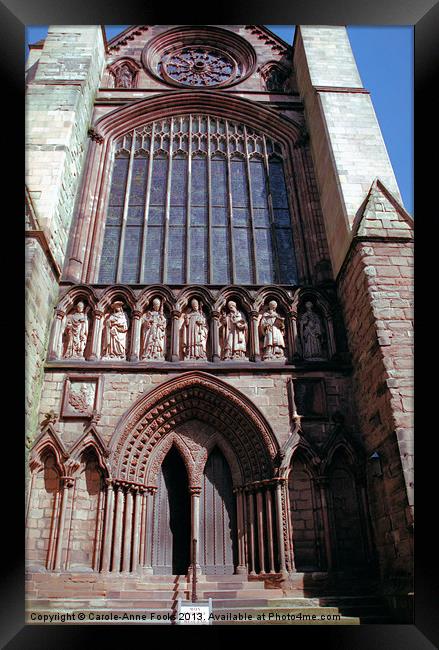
[142,26,257,89]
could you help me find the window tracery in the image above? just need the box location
[98,115,298,286]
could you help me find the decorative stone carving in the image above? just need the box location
[102,301,129,360]
[114,64,134,88]
[260,300,286,360]
[183,299,208,360]
[220,301,248,360]
[62,301,89,359]
[61,376,101,419]
[141,298,167,360]
[68,383,95,414]
[299,301,324,360]
[264,65,287,92]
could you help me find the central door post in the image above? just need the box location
[189,486,202,577]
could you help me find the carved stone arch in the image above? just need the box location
[137,285,175,311]
[214,286,253,313]
[296,287,337,359]
[145,432,194,488]
[259,60,290,92]
[97,285,137,312]
[297,288,334,319]
[108,56,140,89]
[58,285,98,313]
[69,428,110,478]
[278,428,321,480]
[109,371,278,486]
[175,286,215,313]
[254,285,293,313]
[322,435,361,474]
[192,428,244,488]
[30,425,69,474]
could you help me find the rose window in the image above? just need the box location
[160,47,239,87]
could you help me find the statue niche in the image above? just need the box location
[259,300,286,361]
[141,297,168,361]
[62,301,90,359]
[298,300,326,361]
[182,298,209,361]
[102,301,130,360]
[220,300,248,360]
[113,63,135,89]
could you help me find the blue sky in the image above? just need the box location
[25,24,413,214]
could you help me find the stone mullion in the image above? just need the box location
[207,116,213,284]
[263,135,282,284]
[186,115,192,283]
[47,309,66,360]
[256,489,266,574]
[284,479,296,572]
[64,477,77,571]
[250,310,261,362]
[309,472,324,571]
[139,122,155,283]
[225,120,237,283]
[89,309,105,361]
[190,486,202,576]
[211,310,221,362]
[47,488,61,571]
[116,131,136,283]
[243,126,258,284]
[171,309,182,362]
[265,487,276,574]
[100,481,115,573]
[292,145,320,278]
[235,488,247,574]
[286,311,299,362]
[138,491,147,569]
[162,118,174,284]
[129,310,142,362]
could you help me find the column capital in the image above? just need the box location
[55,308,66,320]
[189,486,202,496]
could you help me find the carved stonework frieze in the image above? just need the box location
[298,300,325,361]
[141,298,167,360]
[260,300,286,361]
[62,301,90,360]
[220,300,248,360]
[182,298,208,361]
[61,375,102,419]
[102,301,130,360]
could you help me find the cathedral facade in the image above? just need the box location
[25,25,413,622]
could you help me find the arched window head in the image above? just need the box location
[98,114,299,286]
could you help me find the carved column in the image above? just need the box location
[247,489,256,576]
[131,488,142,573]
[265,486,276,574]
[129,310,143,362]
[275,480,289,578]
[256,488,266,574]
[235,488,247,575]
[53,476,74,571]
[171,309,181,362]
[190,487,202,576]
[286,311,299,362]
[89,309,105,361]
[284,479,296,572]
[316,477,333,571]
[47,309,66,360]
[122,488,134,573]
[142,488,155,574]
[250,311,261,362]
[111,485,124,572]
[211,310,221,362]
[101,480,115,573]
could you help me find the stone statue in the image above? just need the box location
[102,301,129,359]
[141,298,167,360]
[183,298,208,360]
[260,300,286,360]
[221,301,248,360]
[299,301,323,360]
[115,64,133,89]
[63,301,89,359]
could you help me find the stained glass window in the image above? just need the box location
[98,115,298,285]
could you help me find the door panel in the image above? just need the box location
[200,448,237,575]
[152,447,190,575]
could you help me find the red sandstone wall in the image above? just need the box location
[338,239,413,577]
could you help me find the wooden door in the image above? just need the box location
[152,447,190,575]
[200,448,237,575]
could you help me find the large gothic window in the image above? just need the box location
[98,115,298,285]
